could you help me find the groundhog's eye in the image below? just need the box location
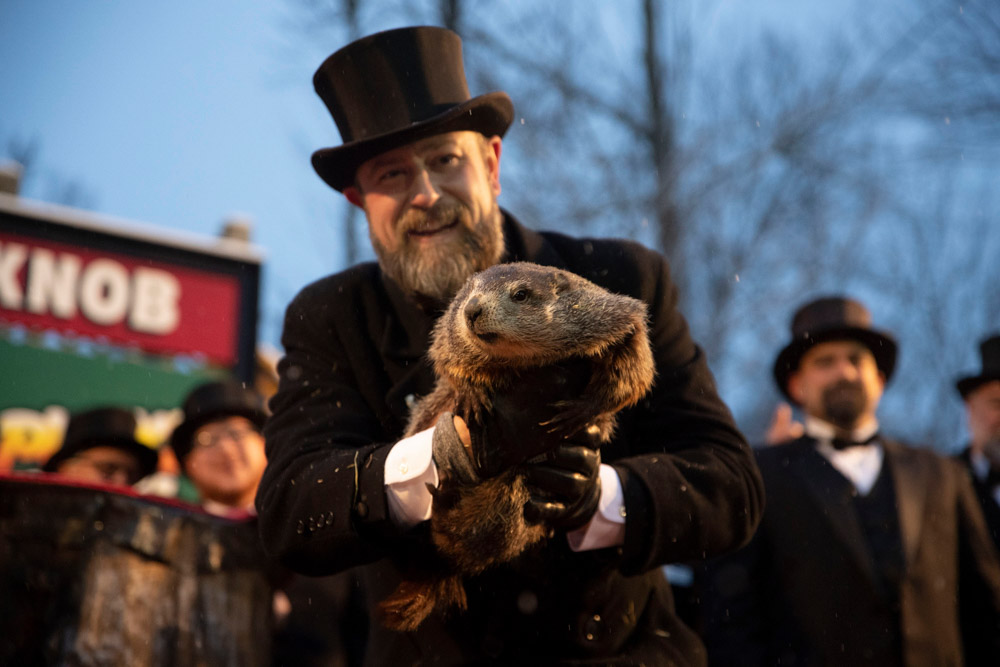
[511,288,530,303]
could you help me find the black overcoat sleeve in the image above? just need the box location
[255,266,428,575]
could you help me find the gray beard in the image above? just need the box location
[822,379,868,431]
[371,199,505,304]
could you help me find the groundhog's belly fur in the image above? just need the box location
[377,262,655,631]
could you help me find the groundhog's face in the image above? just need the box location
[452,263,578,361]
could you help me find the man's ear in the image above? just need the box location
[787,372,804,405]
[486,136,502,197]
[343,186,365,210]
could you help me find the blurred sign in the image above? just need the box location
[0,193,263,470]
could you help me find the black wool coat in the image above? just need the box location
[958,446,1000,552]
[701,436,1000,667]
[256,213,764,666]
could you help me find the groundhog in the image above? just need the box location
[378,262,656,631]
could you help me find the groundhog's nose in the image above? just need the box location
[464,297,482,327]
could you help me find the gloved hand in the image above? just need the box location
[522,441,602,531]
[467,359,593,478]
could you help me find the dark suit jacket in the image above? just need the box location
[958,446,1000,551]
[256,213,765,666]
[701,436,1000,667]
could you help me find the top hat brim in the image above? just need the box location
[956,373,1000,398]
[773,326,898,402]
[311,91,514,192]
[170,404,267,462]
[43,435,159,479]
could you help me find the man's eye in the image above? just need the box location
[435,153,461,167]
[377,168,405,182]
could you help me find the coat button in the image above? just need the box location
[356,501,368,518]
[517,589,538,615]
[583,614,602,641]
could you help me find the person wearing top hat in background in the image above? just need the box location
[172,379,369,667]
[255,25,763,665]
[171,379,270,516]
[698,296,1000,667]
[43,406,158,488]
[956,334,1000,550]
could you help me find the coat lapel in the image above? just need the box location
[788,439,882,587]
[882,439,928,568]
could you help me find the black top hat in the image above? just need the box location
[170,379,267,462]
[310,26,515,192]
[773,296,898,402]
[44,406,158,478]
[956,335,1000,398]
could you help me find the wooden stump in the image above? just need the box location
[0,474,274,666]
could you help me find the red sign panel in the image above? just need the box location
[0,231,240,365]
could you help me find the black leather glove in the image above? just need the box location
[467,359,593,478]
[522,441,602,531]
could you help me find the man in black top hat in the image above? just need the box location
[44,406,158,487]
[172,379,370,667]
[700,296,1000,667]
[956,334,1000,550]
[256,26,764,665]
[171,379,269,515]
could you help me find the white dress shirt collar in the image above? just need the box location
[805,416,883,496]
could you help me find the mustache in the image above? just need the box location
[398,199,468,235]
[822,378,867,429]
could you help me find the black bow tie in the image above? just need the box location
[829,433,879,451]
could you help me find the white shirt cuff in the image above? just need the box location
[384,425,439,528]
[566,463,626,552]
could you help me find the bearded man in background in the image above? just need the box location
[700,296,1000,667]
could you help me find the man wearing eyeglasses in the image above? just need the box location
[43,406,158,487]
[172,379,370,665]
[170,379,269,516]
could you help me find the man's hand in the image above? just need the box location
[764,402,804,446]
[523,441,602,531]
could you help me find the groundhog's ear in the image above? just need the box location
[552,273,573,293]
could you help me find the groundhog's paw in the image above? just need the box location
[540,401,601,439]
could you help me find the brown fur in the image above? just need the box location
[377,262,655,631]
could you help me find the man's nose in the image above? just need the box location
[409,167,441,208]
[836,359,860,379]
